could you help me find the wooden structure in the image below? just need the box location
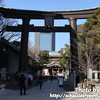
[43,51,64,75]
[0,6,98,72]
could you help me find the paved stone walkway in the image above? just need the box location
[0,80,100,100]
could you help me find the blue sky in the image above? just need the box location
[3,0,100,51]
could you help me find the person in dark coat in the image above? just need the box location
[19,74,26,95]
[39,74,43,89]
[76,74,80,87]
[28,78,31,86]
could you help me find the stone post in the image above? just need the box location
[1,67,7,80]
[18,18,30,72]
[81,81,83,88]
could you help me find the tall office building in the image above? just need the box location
[35,32,55,51]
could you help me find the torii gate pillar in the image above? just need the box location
[69,18,78,71]
[18,18,30,72]
[69,18,78,90]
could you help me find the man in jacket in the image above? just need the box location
[39,72,43,89]
[19,74,26,95]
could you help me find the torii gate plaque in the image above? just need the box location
[43,14,55,30]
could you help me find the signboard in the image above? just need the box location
[43,14,55,30]
[58,77,63,86]
[46,17,52,26]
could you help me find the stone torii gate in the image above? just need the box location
[0,7,98,73]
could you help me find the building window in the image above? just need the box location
[98,73,100,79]
[92,73,95,79]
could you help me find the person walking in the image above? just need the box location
[19,74,26,95]
[28,74,33,86]
[36,74,38,86]
[39,73,43,89]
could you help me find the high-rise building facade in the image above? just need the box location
[35,32,55,51]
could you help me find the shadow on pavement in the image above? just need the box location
[63,80,74,92]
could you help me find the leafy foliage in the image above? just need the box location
[31,59,39,74]
[38,50,49,67]
[77,7,100,77]
[58,43,70,69]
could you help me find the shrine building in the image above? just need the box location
[43,51,65,76]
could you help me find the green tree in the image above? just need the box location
[31,59,39,74]
[58,43,70,69]
[38,50,49,68]
[77,8,100,78]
